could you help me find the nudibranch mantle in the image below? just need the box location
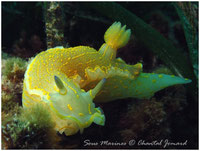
[22,22,191,136]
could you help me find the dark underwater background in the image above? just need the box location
[1,2,198,149]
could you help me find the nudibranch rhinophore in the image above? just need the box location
[22,21,191,136]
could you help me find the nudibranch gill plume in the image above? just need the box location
[22,21,191,136]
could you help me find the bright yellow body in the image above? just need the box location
[22,22,136,135]
[22,22,191,136]
[25,46,141,94]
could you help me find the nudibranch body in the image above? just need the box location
[22,22,191,135]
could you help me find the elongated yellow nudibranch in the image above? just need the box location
[22,22,191,136]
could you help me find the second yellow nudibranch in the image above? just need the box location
[22,21,191,136]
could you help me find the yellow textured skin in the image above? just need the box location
[22,22,191,136]
[22,22,138,135]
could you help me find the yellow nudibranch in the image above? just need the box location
[22,22,191,136]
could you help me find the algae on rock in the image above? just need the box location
[2,55,27,113]
[44,2,66,49]
[2,104,59,149]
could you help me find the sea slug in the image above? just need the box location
[22,22,191,135]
